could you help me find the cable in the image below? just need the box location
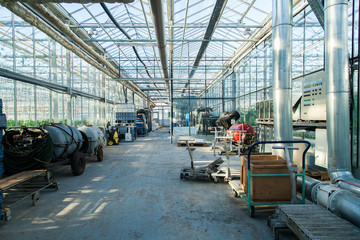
[2,127,54,175]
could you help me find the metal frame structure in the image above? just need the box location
[0,1,358,167]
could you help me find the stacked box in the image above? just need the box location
[115,112,136,122]
[241,155,293,202]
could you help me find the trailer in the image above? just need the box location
[0,170,58,222]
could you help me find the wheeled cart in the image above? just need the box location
[229,140,310,217]
[0,169,58,222]
[210,137,240,183]
[180,139,224,181]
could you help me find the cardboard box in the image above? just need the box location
[241,155,293,202]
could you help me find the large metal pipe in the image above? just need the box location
[325,0,360,194]
[187,0,227,80]
[296,177,360,227]
[272,0,293,142]
[149,0,169,94]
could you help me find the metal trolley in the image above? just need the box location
[229,140,311,217]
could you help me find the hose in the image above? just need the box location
[2,127,54,175]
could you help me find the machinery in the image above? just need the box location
[79,124,105,161]
[180,139,224,181]
[216,110,240,129]
[136,108,152,136]
[2,123,91,176]
[226,123,258,154]
[106,126,120,146]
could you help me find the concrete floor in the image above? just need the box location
[0,128,297,239]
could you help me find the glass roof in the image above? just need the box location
[47,0,300,101]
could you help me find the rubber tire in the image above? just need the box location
[180,173,184,180]
[97,147,103,162]
[71,151,86,176]
[212,177,219,183]
[250,206,255,218]
[32,192,40,206]
[233,191,238,198]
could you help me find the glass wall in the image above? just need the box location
[0,9,147,127]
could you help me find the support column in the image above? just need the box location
[325,0,351,177]
[51,40,58,123]
[272,0,293,142]
[32,26,37,126]
[12,13,17,126]
[48,39,53,123]
[66,49,72,125]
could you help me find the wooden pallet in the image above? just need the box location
[305,167,329,181]
[273,204,360,240]
[177,141,207,147]
[0,170,48,191]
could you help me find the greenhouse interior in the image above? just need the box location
[0,0,360,239]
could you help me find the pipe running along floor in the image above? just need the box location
[0,128,297,239]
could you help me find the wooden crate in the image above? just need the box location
[241,155,293,202]
[305,166,329,181]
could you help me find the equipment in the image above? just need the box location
[215,110,240,129]
[3,123,87,176]
[107,126,119,145]
[180,139,224,181]
[226,123,258,154]
[79,124,105,161]
[0,170,58,222]
[229,140,310,217]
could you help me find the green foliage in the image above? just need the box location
[244,108,257,126]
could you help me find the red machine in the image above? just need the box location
[227,123,255,145]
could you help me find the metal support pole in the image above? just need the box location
[48,39,53,124]
[61,46,65,123]
[52,40,58,123]
[272,0,293,146]
[80,59,83,126]
[32,26,37,126]
[12,13,17,126]
[66,49,72,125]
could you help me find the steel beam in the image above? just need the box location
[68,23,264,28]
[0,67,118,104]
[307,0,324,29]
[81,38,255,42]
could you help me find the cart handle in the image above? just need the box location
[247,140,311,171]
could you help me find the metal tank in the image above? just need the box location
[43,123,83,160]
[78,125,105,162]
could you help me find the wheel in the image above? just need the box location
[32,192,40,206]
[2,208,11,222]
[71,151,86,176]
[180,173,184,180]
[45,170,54,183]
[52,182,60,190]
[212,176,219,183]
[249,206,255,218]
[233,191,238,198]
[96,147,104,162]
[108,140,113,146]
